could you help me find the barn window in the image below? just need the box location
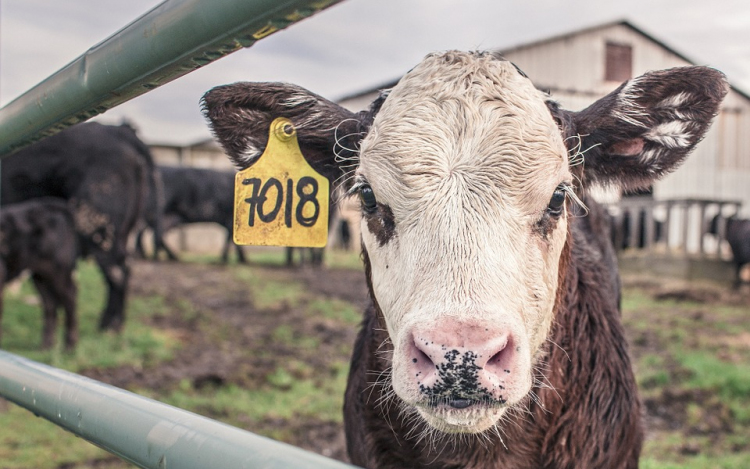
[605,42,632,82]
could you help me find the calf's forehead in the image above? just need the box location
[358,51,569,213]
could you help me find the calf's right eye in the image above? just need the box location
[359,185,378,213]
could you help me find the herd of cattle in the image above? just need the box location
[0,122,254,349]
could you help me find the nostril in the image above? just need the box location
[485,335,513,374]
[409,339,440,385]
[412,341,434,367]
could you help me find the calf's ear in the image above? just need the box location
[559,66,728,191]
[201,82,378,183]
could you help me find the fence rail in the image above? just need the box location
[0,0,343,157]
[607,197,742,258]
[0,350,356,469]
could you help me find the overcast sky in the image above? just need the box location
[1,0,749,145]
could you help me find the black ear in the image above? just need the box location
[201,83,383,183]
[554,66,728,191]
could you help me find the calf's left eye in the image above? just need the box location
[547,187,566,216]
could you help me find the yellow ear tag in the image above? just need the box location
[233,118,329,247]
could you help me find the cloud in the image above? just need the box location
[2,0,748,143]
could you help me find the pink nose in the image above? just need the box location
[405,320,520,406]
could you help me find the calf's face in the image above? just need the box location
[202,51,727,434]
[353,53,571,432]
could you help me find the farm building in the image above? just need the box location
[337,20,750,256]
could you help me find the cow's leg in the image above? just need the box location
[94,248,130,332]
[32,274,58,349]
[71,195,133,332]
[57,273,78,350]
[733,262,743,290]
[157,215,180,261]
[311,248,324,267]
[285,247,294,267]
[221,230,232,264]
[222,227,247,264]
[134,226,148,259]
[156,237,179,261]
[235,243,247,264]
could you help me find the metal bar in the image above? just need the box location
[0,350,358,469]
[663,201,672,251]
[698,201,707,257]
[0,0,344,156]
[644,205,655,250]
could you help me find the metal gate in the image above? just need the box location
[0,1,357,467]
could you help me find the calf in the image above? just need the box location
[203,51,726,468]
[710,214,750,288]
[2,122,155,331]
[134,166,245,263]
[0,198,78,350]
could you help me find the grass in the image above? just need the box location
[0,260,181,469]
[622,285,750,468]
[155,361,349,430]
[1,261,179,371]
[0,404,110,469]
[0,255,360,468]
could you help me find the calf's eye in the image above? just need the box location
[359,185,378,213]
[547,187,566,216]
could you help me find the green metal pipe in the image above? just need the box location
[0,350,358,468]
[0,0,344,156]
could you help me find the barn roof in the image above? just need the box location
[337,19,750,104]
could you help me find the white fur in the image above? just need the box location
[237,143,260,166]
[658,92,692,109]
[614,77,649,128]
[356,52,571,433]
[645,121,692,149]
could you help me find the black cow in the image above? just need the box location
[134,166,245,263]
[710,214,750,288]
[1,122,155,331]
[0,198,78,349]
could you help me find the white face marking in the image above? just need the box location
[355,52,571,433]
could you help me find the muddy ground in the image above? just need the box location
[82,259,369,463]
[77,258,749,466]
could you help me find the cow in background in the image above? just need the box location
[0,198,79,350]
[1,122,156,331]
[134,166,246,264]
[710,214,750,288]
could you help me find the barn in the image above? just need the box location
[337,20,750,256]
